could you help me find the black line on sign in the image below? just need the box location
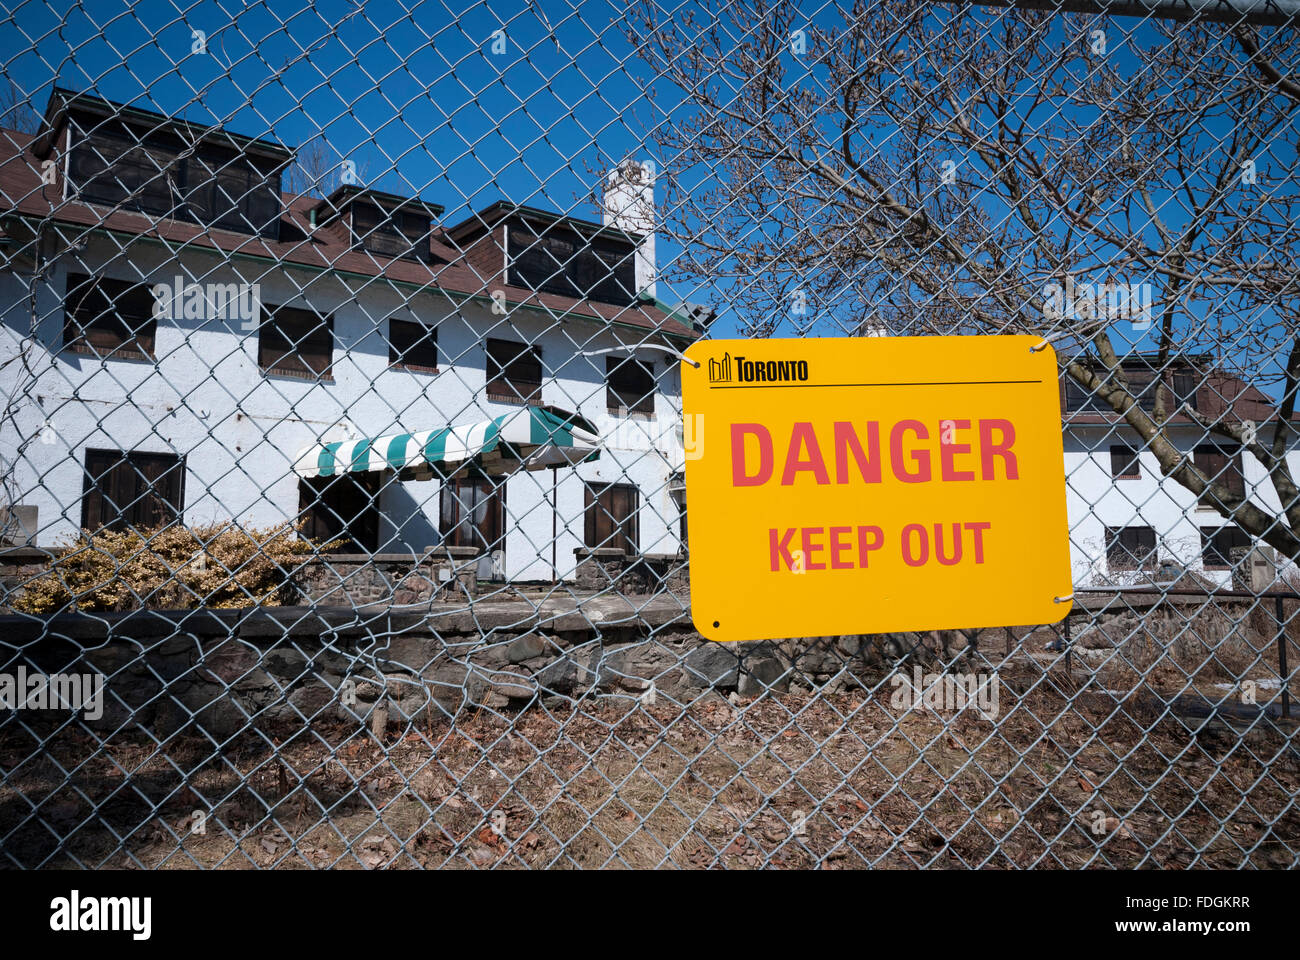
[708,379,1044,389]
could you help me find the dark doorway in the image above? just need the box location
[299,472,381,552]
[440,474,507,578]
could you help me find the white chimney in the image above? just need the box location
[603,159,656,300]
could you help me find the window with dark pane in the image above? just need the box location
[1201,526,1252,569]
[198,148,283,237]
[575,237,637,305]
[67,121,179,217]
[439,475,506,552]
[1106,525,1156,570]
[298,473,380,553]
[81,449,185,532]
[389,319,438,372]
[1193,445,1245,500]
[509,228,576,296]
[485,338,542,405]
[1063,377,1105,412]
[1110,445,1140,479]
[508,225,637,306]
[353,202,431,261]
[64,273,158,360]
[67,116,282,239]
[606,356,655,415]
[1125,366,1162,412]
[584,483,639,554]
[259,305,333,379]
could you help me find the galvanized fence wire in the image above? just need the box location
[0,0,1296,868]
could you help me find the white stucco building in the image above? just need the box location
[1059,365,1297,588]
[0,89,700,582]
[0,88,1291,594]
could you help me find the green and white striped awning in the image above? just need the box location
[293,405,601,479]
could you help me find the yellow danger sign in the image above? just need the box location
[681,336,1072,642]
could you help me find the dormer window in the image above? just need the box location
[1064,361,1200,414]
[312,186,443,263]
[508,223,637,306]
[39,89,289,239]
[444,203,643,307]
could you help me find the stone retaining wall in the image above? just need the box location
[572,548,688,594]
[0,547,55,611]
[0,590,1276,743]
[293,547,481,605]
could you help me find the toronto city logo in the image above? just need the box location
[708,352,732,382]
[709,352,811,384]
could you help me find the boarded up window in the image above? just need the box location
[68,125,179,216]
[508,226,637,305]
[188,146,283,237]
[259,305,333,379]
[1110,446,1140,479]
[584,483,639,554]
[606,357,655,415]
[1172,369,1199,412]
[485,338,542,405]
[1194,445,1245,500]
[64,273,158,360]
[1201,526,1252,569]
[81,448,185,532]
[353,203,431,261]
[388,319,438,372]
[298,473,380,553]
[439,475,505,552]
[68,119,282,238]
[1106,525,1156,570]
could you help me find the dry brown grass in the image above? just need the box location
[2,672,1296,870]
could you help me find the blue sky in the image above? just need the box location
[1,0,1293,364]
[1,1,674,266]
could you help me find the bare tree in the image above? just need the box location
[285,134,367,198]
[0,78,41,135]
[630,1,1300,559]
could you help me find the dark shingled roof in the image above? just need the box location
[1060,357,1292,426]
[0,126,699,343]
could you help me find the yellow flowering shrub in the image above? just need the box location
[12,522,330,614]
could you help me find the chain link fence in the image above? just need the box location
[0,0,1296,869]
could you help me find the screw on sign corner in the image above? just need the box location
[713,620,720,628]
